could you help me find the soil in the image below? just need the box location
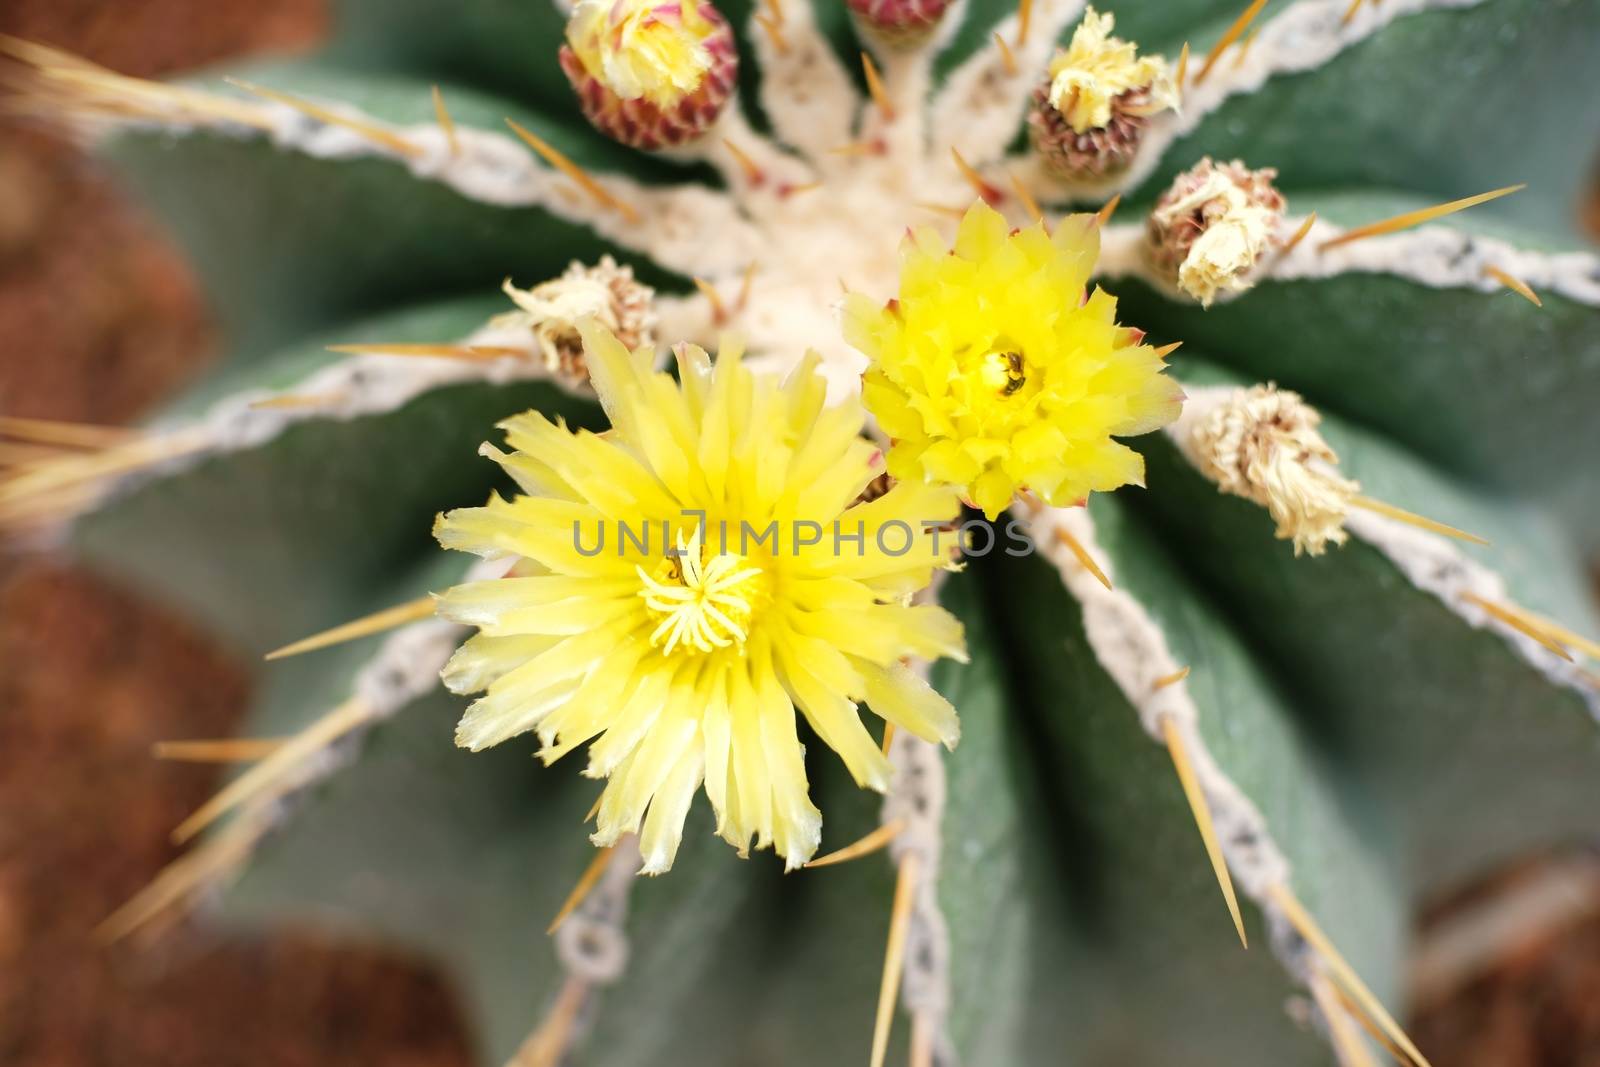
[1,3,1598,1066]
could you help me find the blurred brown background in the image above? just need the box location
[0,3,1598,1065]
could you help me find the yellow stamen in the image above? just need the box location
[547,844,618,934]
[1484,264,1542,307]
[325,342,526,361]
[1153,665,1191,690]
[1152,340,1183,359]
[153,738,286,763]
[861,52,895,122]
[0,415,133,449]
[1319,185,1525,251]
[1009,170,1043,223]
[1348,495,1489,546]
[1280,212,1318,256]
[1267,882,1435,1067]
[431,84,459,157]
[1195,0,1270,86]
[806,818,907,869]
[171,695,370,844]
[1053,525,1112,591]
[225,78,422,159]
[1014,0,1033,48]
[950,147,999,204]
[1309,966,1381,1067]
[504,117,641,224]
[880,721,897,757]
[1460,593,1599,663]
[1094,193,1122,227]
[693,277,730,323]
[1162,716,1248,949]
[721,138,765,184]
[1340,0,1365,25]
[264,595,437,661]
[754,12,789,55]
[869,852,919,1067]
[993,32,1019,77]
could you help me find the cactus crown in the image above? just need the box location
[4,2,1599,1066]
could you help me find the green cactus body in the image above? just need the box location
[9,0,1600,1064]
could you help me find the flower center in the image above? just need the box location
[637,532,764,655]
[977,348,1028,397]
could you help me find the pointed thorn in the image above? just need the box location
[1094,193,1122,227]
[326,342,525,362]
[1014,0,1034,48]
[1280,212,1318,256]
[1309,966,1383,1067]
[861,51,895,123]
[170,696,370,844]
[1319,185,1526,251]
[1271,882,1435,1067]
[693,277,730,323]
[1232,28,1260,68]
[225,77,422,158]
[1195,0,1270,86]
[721,137,765,185]
[737,262,760,309]
[248,392,345,411]
[1483,264,1543,307]
[1153,665,1191,690]
[993,32,1019,77]
[505,117,641,224]
[1460,592,1599,663]
[153,738,286,763]
[1349,495,1489,547]
[431,84,459,157]
[951,147,1002,205]
[880,721,897,757]
[807,818,908,869]
[547,844,618,934]
[1152,340,1184,360]
[1162,717,1248,949]
[264,595,437,660]
[1008,170,1044,224]
[1340,0,1365,26]
[1175,41,1191,90]
[0,415,133,449]
[754,11,790,55]
[869,853,920,1067]
[1053,525,1113,591]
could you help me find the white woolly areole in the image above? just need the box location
[1176,384,1358,557]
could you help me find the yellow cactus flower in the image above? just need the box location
[564,0,719,108]
[1047,6,1178,134]
[845,201,1183,520]
[434,322,966,873]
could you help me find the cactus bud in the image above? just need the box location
[496,256,657,383]
[1147,158,1286,307]
[1027,7,1178,180]
[1187,384,1358,557]
[559,0,738,150]
[846,0,954,49]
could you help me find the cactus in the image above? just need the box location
[4,1,1600,1064]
